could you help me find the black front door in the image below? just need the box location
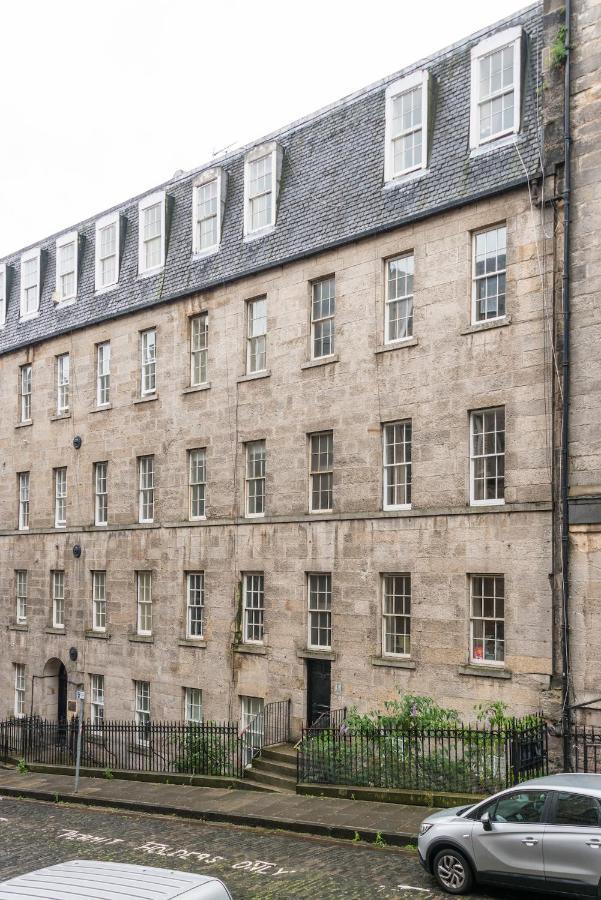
[306,659,331,726]
[57,663,67,723]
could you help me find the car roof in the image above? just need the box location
[509,773,601,796]
[0,860,229,899]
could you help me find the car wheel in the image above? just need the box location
[432,848,474,895]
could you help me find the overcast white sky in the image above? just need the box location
[0,0,528,257]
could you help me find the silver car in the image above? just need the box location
[418,773,601,896]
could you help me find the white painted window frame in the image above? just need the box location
[192,168,225,256]
[243,142,282,238]
[471,224,507,324]
[385,253,414,345]
[311,276,336,361]
[381,573,411,658]
[189,448,206,521]
[54,467,67,528]
[55,231,78,304]
[186,572,204,639]
[16,570,27,625]
[52,570,65,629]
[384,70,429,183]
[20,248,41,320]
[469,574,505,666]
[96,341,111,407]
[382,420,412,511]
[14,663,26,718]
[242,572,265,645]
[135,680,151,729]
[136,571,152,636]
[470,407,506,507]
[90,674,105,726]
[20,363,32,423]
[307,572,332,650]
[190,313,208,387]
[309,431,334,514]
[245,440,266,518]
[185,687,203,723]
[18,471,30,531]
[470,26,522,150]
[95,212,120,291]
[138,191,166,275]
[94,461,108,526]
[246,297,267,374]
[56,353,70,415]
[92,570,107,632]
[140,328,157,396]
[0,263,7,326]
[138,455,155,523]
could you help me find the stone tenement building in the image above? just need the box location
[1,0,593,736]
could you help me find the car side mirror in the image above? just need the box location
[481,812,493,831]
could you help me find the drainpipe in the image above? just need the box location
[560,0,572,770]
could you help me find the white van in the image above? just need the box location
[0,860,233,899]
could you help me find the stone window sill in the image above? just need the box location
[297,648,337,661]
[375,338,418,354]
[461,315,511,336]
[15,420,33,429]
[134,393,158,405]
[371,656,416,670]
[128,634,154,644]
[45,627,66,635]
[233,643,268,656]
[301,354,339,371]
[85,629,111,640]
[50,412,71,422]
[182,383,211,395]
[178,638,207,649]
[9,623,29,632]
[237,370,271,384]
[458,664,512,680]
[90,403,113,414]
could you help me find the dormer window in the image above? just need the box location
[138,191,166,275]
[20,249,41,320]
[55,232,78,304]
[243,142,282,238]
[384,71,429,182]
[95,212,120,291]
[470,26,522,148]
[0,263,6,326]
[192,168,225,256]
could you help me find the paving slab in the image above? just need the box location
[0,768,439,846]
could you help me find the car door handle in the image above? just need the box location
[586,840,601,847]
[521,838,538,846]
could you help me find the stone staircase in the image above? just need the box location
[243,743,297,793]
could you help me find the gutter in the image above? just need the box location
[560,0,572,768]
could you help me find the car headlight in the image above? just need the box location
[419,823,434,836]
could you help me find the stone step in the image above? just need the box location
[251,756,297,777]
[240,776,282,793]
[261,743,297,764]
[246,768,296,791]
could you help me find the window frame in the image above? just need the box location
[20,248,41,320]
[92,570,107,633]
[246,297,267,374]
[94,461,108,526]
[382,420,412,510]
[140,328,157,396]
[138,191,166,275]
[470,406,506,506]
[311,276,336,360]
[469,574,505,667]
[307,572,332,650]
[95,212,120,291]
[190,313,208,387]
[470,26,522,150]
[56,353,70,415]
[472,224,507,324]
[243,143,281,237]
[18,471,30,531]
[19,363,32,423]
[90,674,105,727]
[0,262,7,327]
[381,573,411,658]
[54,467,67,528]
[96,341,111,407]
[134,680,151,729]
[14,663,26,718]
[192,168,225,256]
[138,455,155,524]
[186,571,204,640]
[384,253,414,344]
[188,448,206,521]
[242,572,265,645]
[136,571,153,636]
[55,231,78,304]
[245,440,266,518]
[16,570,27,625]
[309,431,334,513]
[384,70,429,182]
[185,687,203,724]
[52,570,65,630]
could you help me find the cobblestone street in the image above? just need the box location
[0,797,541,899]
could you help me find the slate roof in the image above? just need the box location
[0,4,542,356]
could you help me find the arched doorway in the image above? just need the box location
[40,658,68,722]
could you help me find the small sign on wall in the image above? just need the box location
[67,701,77,713]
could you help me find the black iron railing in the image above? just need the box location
[239,699,291,767]
[297,717,548,794]
[572,724,601,773]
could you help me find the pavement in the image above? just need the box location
[0,767,439,846]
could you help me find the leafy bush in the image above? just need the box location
[175,726,231,776]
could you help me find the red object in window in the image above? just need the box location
[473,645,484,659]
